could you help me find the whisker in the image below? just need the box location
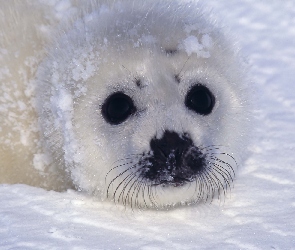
[106,164,137,199]
[115,171,137,203]
[177,55,191,79]
[119,167,143,206]
[212,162,233,190]
[105,142,239,209]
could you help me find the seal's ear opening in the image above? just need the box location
[101,92,137,125]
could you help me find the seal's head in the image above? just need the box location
[37,0,250,208]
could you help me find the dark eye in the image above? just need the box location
[102,92,136,125]
[185,85,215,115]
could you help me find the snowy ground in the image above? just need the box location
[1,0,295,249]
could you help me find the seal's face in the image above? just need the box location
[37,1,249,208]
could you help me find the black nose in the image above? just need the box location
[141,130,206,186]
[150,131,192,167]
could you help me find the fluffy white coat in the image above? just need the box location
[0,0,251,208]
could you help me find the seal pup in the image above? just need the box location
[0,0,251,208]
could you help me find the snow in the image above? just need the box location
[1,0,295,249]
[179,35,212,58]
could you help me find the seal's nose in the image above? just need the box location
[150,131,192,167]
[141,130,206,186]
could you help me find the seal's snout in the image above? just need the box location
[150,131,191,167]
[141,131,206,186]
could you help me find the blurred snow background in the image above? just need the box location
[1,0,295,249]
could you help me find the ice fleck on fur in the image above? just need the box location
[179,35,212,58]
[33,153,52,172]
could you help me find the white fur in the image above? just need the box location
[0,0,251,208]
